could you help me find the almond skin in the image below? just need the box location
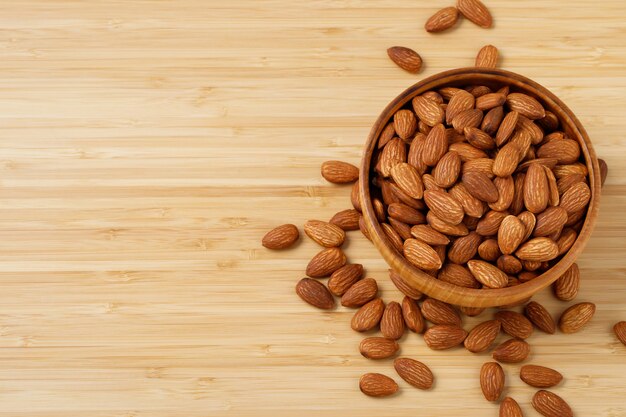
[532,390,573,417]
[614,321,626,346]
[500,397,523,417]
[524,301,556,334]
[381,301,406,340]
[295,278,335,310]
[359,373,398,397]
[433,151,462,188]
[262,224,300,249]
[520,365,563,388]
[506,93,546,120]
[328,263,363,296]
[457,0,493,28]
[391,162,424,199]
[465,319,501,353]
[475,45,499,69]
[387,46,422,74]
[515,237,558,262]
[378,122,396,149]
[389,269,423,300]
[497,255,522,274]
[421,298,462,326]
[351,298,385,331]
[329,209,360,231]
[321,160,359,184]
[394,358,434,390]
[559,181,591,215]
[304,220,346,247]
[422,123,448,166]
[394,109,418,140]
[447,90,475,125]
[341,278,378,308]
[425,6,459,32]
[498,215,526,255]
[492,338,530,363]
[413,96,445,127]
[424,190,465,225]
[379,138,407,177]
[524,163,549,213]
[388,203,426,225]
[306,247,347,278]
[424,324,468,350]
[559,302,596,333]
[448,231,482,264]
[533,206,568,237]
[467,259,508,289]
[404,238,443,270]
[480,362,505,402]
[553,263,580,301]
[411,224,450,246]
[495,310,534,339]
[359,337,399,359]
[462,171,499,203]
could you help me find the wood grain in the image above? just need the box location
[0,1,624,416]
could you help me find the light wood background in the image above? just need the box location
[0,1,624,416]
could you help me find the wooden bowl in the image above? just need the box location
[359,67,601,308]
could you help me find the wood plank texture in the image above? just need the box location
[0,1,624,416]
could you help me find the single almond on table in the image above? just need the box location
[295,278,335,310]
[359,337,399,359]
[304,220,346,247]
[359,373,398,397]
[532,390,573,417]
[381,301,405,340]
[306,247,347,277]
[402,296,425,333]
[328,263,363,296]
[520,365,563,388]
[467,259,508,288]
[424,324,468,350]
[524,301,556,334]
[404,238,443,270]
[340,277,378,307]
[480,362,505,402]
[387,46,422,74]
[495,310,534,339]
[457,0,493,28]
[351,298,384,332]
[475,45,499,69]
[492,338,530,363]
[499,397,523,417]
[558,302,595,333]
[465,319,501,353]
[421,298,462,326]
[394,357,434,390]
[262,224,299,249]
[425,6,460,32]
[321,160,359,184]
[329,209,360,231]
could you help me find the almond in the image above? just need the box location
[388,203,425,225]
[493,143,521,177]
[329,208,360,231]
[321,160,359,184]
[262,224,300,249]
[389,269,423,300]
[424,190,465,225]
[423,173,445,192]
[559,302,595,333]
[537,138,580,164]
[465,127,496,150]
[439,263,481,288]
[306,247,347,277]
[475,45,499,70]
[351,298,385,331]
[449,182,485,217]
[520,365,563,388]
[389,181,426,210]
[599,158,608,186]
[382,223,404,253]
[517,211,536,241]
[378,122,396,149]
[380,301,405,339]
[510,172,526,215]
[476,210,508,236]
[457,0,493,28]
[427,211,470,236]
[425,6,460,32]
[304,220,346,247]
[524,163,549,213]
[559,181,591,215]
[341,277,378,307]
[462,171,499,203]
[351,181,362,211]
[403,238,443,270]
[390,162,424,199]
[554,162,587,178]
[515,237,558,262]
[359,337,399,359]
[359,373,398,397]
[533,206,567,237]
[500,397,523,417]
[295,278,335,310]
[538,110,559,131]
[489,176,515,211]
[492,338,530,363]
[482,106,504,135]
[448,231,482,264]
[402,296,425,333]
[476,93,506,111]
[379,138,407,177]
[517,157,559,173]
[449,142,489,161]
[466,85,492,97]
[422,123,448,166]
[465,320,501,353]
[467,259,508,288]
[328,263,363,296]
[394,109,418,140]
[410,224,450,245]
[446,90,475,124]
[480,362,505,402]
[556,228,577,256]
[421,298,462,326]
[461,306,486,316]
[413,96,445,127]
[517,115,544,144]
[544,166,560,206]
[393,358,434,390]
[495,111,519,146]
[565,207,585,227]
[497,255,522,274]
[387,46,422,74]
[433,151,462,187]
[506,93,545,120]
[524,301,556,334]
[614,321,626,346]
[556,173,585,195]
[498,215,526,255]
[452,108,483,133]
[495,310,534,339]
[478,238,501,261]
[424,324,468,350]
[408,132,428,174]
[532,390,573,417]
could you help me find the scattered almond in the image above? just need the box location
[394,357,434,390]
[359,373,398,397]
[387,46,423,73]
[262,224,299,249]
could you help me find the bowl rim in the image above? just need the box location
[359,67,601,307]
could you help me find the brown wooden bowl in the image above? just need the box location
[359,67,601,308]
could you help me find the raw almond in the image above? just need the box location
[421,298,462,326]
[490,176,515,211]
[500,397,523,417]
[423,173,445,192]
[518,211,536,241]
[433,151,462,187]
[446,90,475,124]
[480,362,505,402]
[497,255,522,274]
[537,138,580,164]
[466,85,492,97]
[391,162,424,199]
[425,6,460,32]
[404,238,443,270]
[262,224,300,249]
[476,93,506,111]
[559,181,591,215]
[524,301,556,334]
[533,206,567,237]
[424,324,468,350]
[515,237,558,262]
[378,122,396,149]
[465,127,496,150]
[372,197,386,222]
[351,298,384,331]
[341,278,378,307]
[465,319,501,353]
[532,390,573,417]
[517,157,559,173]
[390,181,425,209]
[387,46,422,74]
[544,166,560,206]
[304,220,346,247]
[306,247,347,277]
[381,301,405,339]
[449,182,485,217]
[358,215,371,240]
[462,171,499,203]
[558,302,595,333]
[467,259,508,288]
[329,209,360,231]
[295,278,335,310]
[449,142,488,161]
[427,211,470,236]
[495,310,534,339]
[554,162,587,178]
[439,263,481,288]
[359,373,398,397]
[493,143,521,177]
[389,269,423,300]
[506,93,545,120]
[321,160,359,184]
[448,231,482,264]
[388,217,412,240]
[457,0,493,28]
[413,96,445,127]
[411,224,450,245]
[524,163,549,213]
[498,215,526,255]
[492,338,530,363]
[351,181,362,212]
[359,337,399,359]
[394,109,418,140]
[496,111,519,146]
[422,123,448,166]
[614,321,626,346]
[394,358,434,390]
[556,173,585,195]
[510,172,526,215]
[328,263,363,296]
[379,138,406,177]
[452,108,484,133]
[424,190,465,225]
[475,44,499,69]
[388,203,425,225]
[382,223,405,253]
[482,105,505,135]
[463,158,495,180]
[556,228,577,256]
[478,238,501,261]
[402,296,425,333]
[520,365,563,388]
[460,306,486,316]
[476,210,508,236]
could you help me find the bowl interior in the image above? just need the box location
[360,67,600,307]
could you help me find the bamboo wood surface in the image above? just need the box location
[0,1,624,416]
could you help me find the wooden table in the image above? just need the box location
[1,1,624,416]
